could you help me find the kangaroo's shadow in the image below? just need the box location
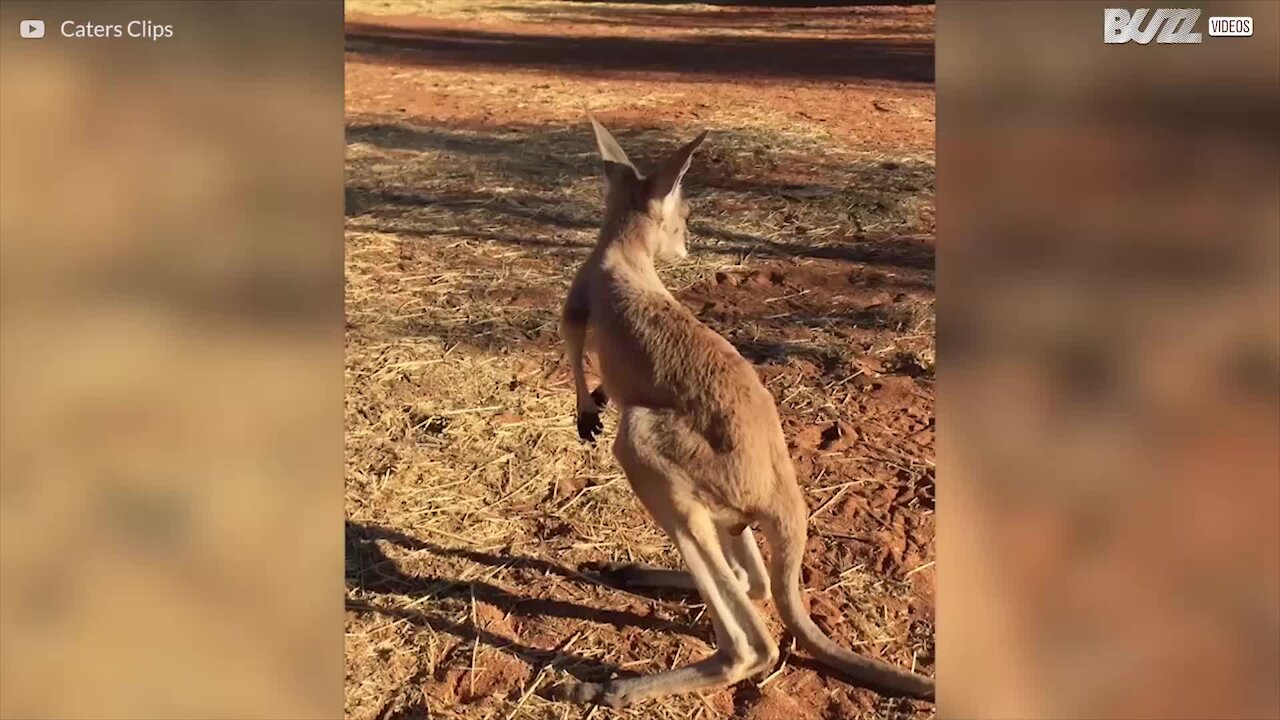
[347,522,865,690]
[346,521,710,686]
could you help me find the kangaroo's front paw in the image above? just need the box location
[590,386,609,410]
[577,410,603,443]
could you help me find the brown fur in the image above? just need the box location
[558,114,935,708]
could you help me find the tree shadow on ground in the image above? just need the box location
[347,119,935,194]
[345,22,933,84]
[346,118,932,363]
[345,187,932,270]
[505,2,933,37]
[346,120,934,264]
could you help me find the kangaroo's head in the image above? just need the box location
[588,113,707,264]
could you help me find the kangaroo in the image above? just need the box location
[558,113,936,708]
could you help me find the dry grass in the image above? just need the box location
[345,2,935,718]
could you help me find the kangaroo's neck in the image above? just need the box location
[598,217,667,294]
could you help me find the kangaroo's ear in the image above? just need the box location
[587,112,639,186]
[647,130,708,203]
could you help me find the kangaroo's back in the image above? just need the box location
[594,263,764,420]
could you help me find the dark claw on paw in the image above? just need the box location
[590,386,609,410]
[577,412,603,442]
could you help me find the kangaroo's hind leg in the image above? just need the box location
[720,525,770,601]
[587,526,765,599]
[562,408,778,708]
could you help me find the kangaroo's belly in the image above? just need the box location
[594,336,668,409]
